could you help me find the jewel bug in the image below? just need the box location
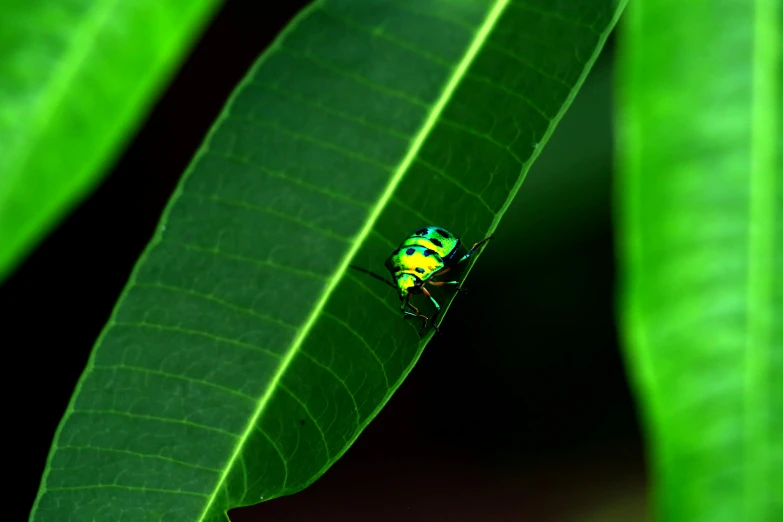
[350,226,493,335]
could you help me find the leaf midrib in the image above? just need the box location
[195,0,511,519]
[745,0,778,518]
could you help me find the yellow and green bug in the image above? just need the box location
[351,226,492,335]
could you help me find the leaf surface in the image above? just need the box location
[617,0,782,520]
[0,0,219,281]
[32,0,624,520]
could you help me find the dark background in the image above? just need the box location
[5,2,647,520]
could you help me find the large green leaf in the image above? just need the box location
[31,0,624,520]
[0,0,220,282]
[617,0,782,520]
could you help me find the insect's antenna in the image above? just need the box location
[348,264,397,290]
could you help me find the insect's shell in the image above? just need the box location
[384,245,444,281]
[401,226,461,262]
[384,226,461,281]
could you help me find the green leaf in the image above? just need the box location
[617,0,782,520]
[31,0,624,520]
[0,0,220,281]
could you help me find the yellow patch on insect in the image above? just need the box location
[400,249,441,278]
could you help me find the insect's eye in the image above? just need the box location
[414,278,423,287]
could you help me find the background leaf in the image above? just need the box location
[31,0,624,520]
[0,0,220,282]
[617,0,782,520]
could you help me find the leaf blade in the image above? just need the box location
[0,0,220,281]
[617,0,782,520]
[31,1,626,520]
[196,2,515,519]
[746,0,781,518]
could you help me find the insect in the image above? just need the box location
[350,226,493,335]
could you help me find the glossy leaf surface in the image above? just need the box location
[0,0,219,281]
[32,0,624,520]
[617,0,782,520]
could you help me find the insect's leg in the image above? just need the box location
[401,295,428,333]
[433,265,453,277]
[402,310,429,332]
[457,235,494,264]
[402,295,420,315]
[428,280,467,293]
[431,266,468,293]
[421,287,442,334]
